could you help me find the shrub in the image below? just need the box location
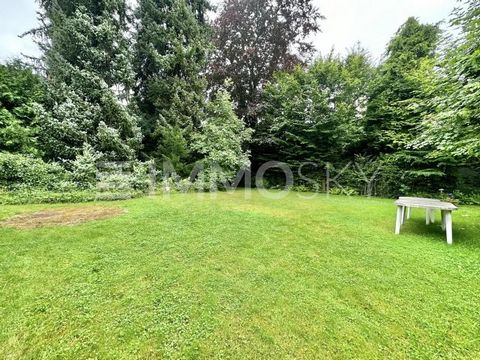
[450,191,480,206]
[71,143,101,189]
[0,189,95,205]
[291,184,310,192]
[0,152,152,204]
[0,189,145,205]
[329,187,359,196]
[96,161,152,193]
[130,161,153,192]
[0,152,70,190]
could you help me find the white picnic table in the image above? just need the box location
[395,197,458,244]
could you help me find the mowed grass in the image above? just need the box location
[0,191,479,359]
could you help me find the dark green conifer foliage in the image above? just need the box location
[0,61,44,156]
[32,0,142,161]
[133,0,211,173]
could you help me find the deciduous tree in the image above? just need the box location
[255,49,373,180]
[365,17,440,153]
[192,87,252,187]
[414,0,480,164]
[210,0,323,127]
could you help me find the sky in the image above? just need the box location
[312,0,457,62]
[0,0,458,63]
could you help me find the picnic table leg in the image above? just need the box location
[425,209,435,224]
[406,207,411,220]
[445,211,453,245]
[441,210,446,231]
[395,205,403,234]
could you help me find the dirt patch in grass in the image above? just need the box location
[1,206,127,229]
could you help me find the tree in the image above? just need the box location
[414,0,480,164]
[209,0,323,127]
[0,61,44,156]
[30,0,142,162]
[361,18,444,195]
[192,87,252,188]
[133,0,211,172]
[156,125,191,175]
[365,17,440,153]
[255,49,373,181]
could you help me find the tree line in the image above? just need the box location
[0,0,479,200]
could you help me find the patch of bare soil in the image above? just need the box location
[1,206,127,229]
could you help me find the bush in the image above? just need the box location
[157,177,194,193]
[290,184,311,192]
[450,191,480,206]
[71,144,101,189]
[130,161,153,192]
[0,188,145,205]
[175,178,195,193]
[96,161,152,193]
[193,170,230,192]
[329,187,359,196]
[0,152,152,204]
[0,152,70,190]
[0,189,95,205]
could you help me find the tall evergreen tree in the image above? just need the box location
[31,0,142,161]
[133,0,211,173]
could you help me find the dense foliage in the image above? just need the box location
[192,87,252,189]
[209,0,323,127]
[0,62,44,156]
[133,0,211,174]
[414,0,480,163]
[0,0,479,202]
[256,49,372,179]
[362,17,446,195]
[32,0,142,161]
[365,17,440,153]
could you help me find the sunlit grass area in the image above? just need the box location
[1,191,479,358]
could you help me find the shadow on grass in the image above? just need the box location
[399,218,479,249]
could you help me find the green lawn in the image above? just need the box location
[1,191,479,359]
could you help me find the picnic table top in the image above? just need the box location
[398,196,440,202]
[395,198,458,210]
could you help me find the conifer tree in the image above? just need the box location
[31,0,142,161]
[0,61,44,156]
[133,0,211,173]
